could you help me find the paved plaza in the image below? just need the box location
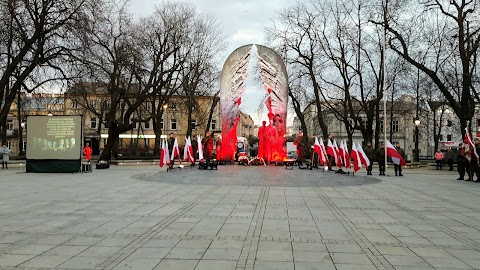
[1,164,480,270]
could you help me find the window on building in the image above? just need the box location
[447,120,453,127]
[71,99,78,109]
[103,138,107,147]
[379,118,384,132]
[6,141,11,149]
[160,119,164,130]
[171,119,177,130]
[190,120,197,130]
[144,121,150,129]
[169,104,176,109]
[477,119,480,127]
[90,117,97,129]
[447,134,452,141]
[211,120,217,130]
[439,134,444,141]
[391,118,399,133]
[6,119,13,130]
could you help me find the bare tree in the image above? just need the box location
[377,0,480,136]
[0,0,93,144]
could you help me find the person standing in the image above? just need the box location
[434,149,444,170]
[364,141,375,175]
[257,121,267,160]
[265,114,278,163]
[83,143,92,162]
[376,142,386,175]
[293,132,305,166]
[1,144,11,169]
[472,138,480,182]
[456,143,468,180]
[394,143,405,176]
[215,136,222,160]
[202,131,214,162]
[445,147,454,171]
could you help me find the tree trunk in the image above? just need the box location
[99,122,119,161]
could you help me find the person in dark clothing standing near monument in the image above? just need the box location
[473,138,480,182]
[293,132,305,166]
[376,143,386,176]
[394,143,405,176]
[202,131,214,163]
[363,141,375,175]
[445,147,455,171]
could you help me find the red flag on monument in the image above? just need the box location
[350,143,362,172]
[183,136,195,163]
[385,139,406,166]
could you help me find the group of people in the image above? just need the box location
[455,138,480,182]
[166,132,218,164]
[293,133,406,176]
[257,113,287,163]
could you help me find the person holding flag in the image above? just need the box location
[463,128,478,181]
[456,142,469,180]
[384,139,407,175]
[202,131,214,163]
[394,142,405,176]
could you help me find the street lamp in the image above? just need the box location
[414,119,420,162]
[162,104,168,139]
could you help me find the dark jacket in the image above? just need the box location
[363,146,375,161]
[396,147,406,160]
[376,148,385,161]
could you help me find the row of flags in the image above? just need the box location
[160,135,204,168]
[313,138,406,172]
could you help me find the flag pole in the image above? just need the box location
[383,0,388,175]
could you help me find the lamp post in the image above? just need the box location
[415,119,420,162]
[163,104,168,139]
[20,122,25,155]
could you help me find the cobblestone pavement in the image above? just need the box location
[0,165,480,270]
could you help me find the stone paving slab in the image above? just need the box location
[0,165,480,269]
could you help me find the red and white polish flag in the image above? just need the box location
[357,143,370,168]
[464,127,479,161]
[333,139,343,168]
[326,139,337,167]
[160,139,170,168]
[171,137,182,165]
[341,140,351,169]
[197,135,204,161]
[385,139,406,166]
[319,138,329,166]
[350,143,362,172]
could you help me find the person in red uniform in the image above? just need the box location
[83,143,92,162]
[202,131,214,162]
[257,121,267,160]
[215,135,222,160]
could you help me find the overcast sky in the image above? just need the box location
[129,0,293,125]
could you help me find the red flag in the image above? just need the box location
[464,128,479,161]
[333,139,343,168]
[171,138,182,165]
[326,139,337,166]
[341,140,351,169]
[385,139,406,166]
[357,143,371,167]
[319,138,329,166]
[314,137,326,165]
[160,140,165,168]
[350,143,361,172]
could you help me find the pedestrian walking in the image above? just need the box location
[1,144,11,169]
[376,143,385,176]
[394,143,405,176]
[434,149,444,170]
